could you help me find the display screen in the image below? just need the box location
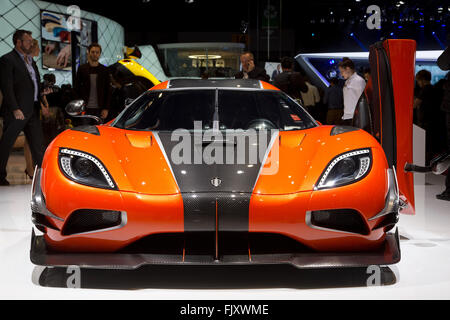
[40,10,97,71]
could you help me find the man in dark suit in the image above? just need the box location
[235,52,270,82]
[0,30,45,185]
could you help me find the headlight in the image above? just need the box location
[58,148,116,189]
[316,149,372,189]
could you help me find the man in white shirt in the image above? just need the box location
[338,57,366,125]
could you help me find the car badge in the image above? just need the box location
[211,177,222,187]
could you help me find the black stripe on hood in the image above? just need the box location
[154,130,277,235]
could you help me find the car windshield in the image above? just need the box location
[112,89,317,131]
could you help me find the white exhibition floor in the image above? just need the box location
[0,173,449,300]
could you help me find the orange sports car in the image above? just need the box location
[30,39,416,269]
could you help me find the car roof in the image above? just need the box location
[150,79,280,91]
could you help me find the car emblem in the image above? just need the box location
[211,177,222,187]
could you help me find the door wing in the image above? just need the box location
[368,39,416,214]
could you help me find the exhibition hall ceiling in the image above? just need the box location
[49,0,449,52]
[49,0,448,33]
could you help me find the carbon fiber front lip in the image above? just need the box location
[30,229,400,270]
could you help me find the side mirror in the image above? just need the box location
[65,100,103,125]
[65,99,85,116]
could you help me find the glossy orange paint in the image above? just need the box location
[260,81,280,91]
[249,192,386,252]
[45,190,184,252]
[41,127,184,252]
[39,85,392,253]
[45,127,180,195]
[383,39,416,214]
[149,81,169,91]
[249,126,389,251]
[254,126,386,194]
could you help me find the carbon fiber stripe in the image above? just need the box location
[31,230,401,269]
[155,131,274,256]
[156,131,273,193]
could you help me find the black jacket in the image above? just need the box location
[272,71,308,100]
[0,50,42,117]
[235,66,270,82]
[74,63,111,109]
[437,47,450,113]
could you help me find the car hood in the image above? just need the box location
[54,125,380,195]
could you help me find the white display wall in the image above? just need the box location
[0,0,125,86]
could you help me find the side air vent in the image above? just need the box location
[306,209,369,235]
[62,209,126,236]
[71,125,100,135]
[372,212,399,232]
[330,126,359,136]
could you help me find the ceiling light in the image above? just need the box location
[188,55,222,59]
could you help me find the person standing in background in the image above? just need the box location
[40,72,65,149]
[338,57,366,125]
[300,77,321,119]
[436,43,450,201]
[235,52,270,82]
[74,43,111,121]
[363,68,371,82]
[414,70,446,163]
[22,39,49,179]
[324,77,344,125]
[0,30,45,186]
[272,56,308,103]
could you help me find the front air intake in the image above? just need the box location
[62,209,125,236]
[306,209,369,235]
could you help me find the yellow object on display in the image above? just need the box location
[118,59,160,87]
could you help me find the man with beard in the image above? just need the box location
[0,30,45,185]
[74,43,111,121]
[235,52,270,82]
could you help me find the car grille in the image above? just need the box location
[308,209,369,235]
[62,209,123,236]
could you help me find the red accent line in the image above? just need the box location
[215,200,219,261]
[182,239,185,262]
[248,242,252,262]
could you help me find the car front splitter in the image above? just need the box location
[30,229,400,270]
